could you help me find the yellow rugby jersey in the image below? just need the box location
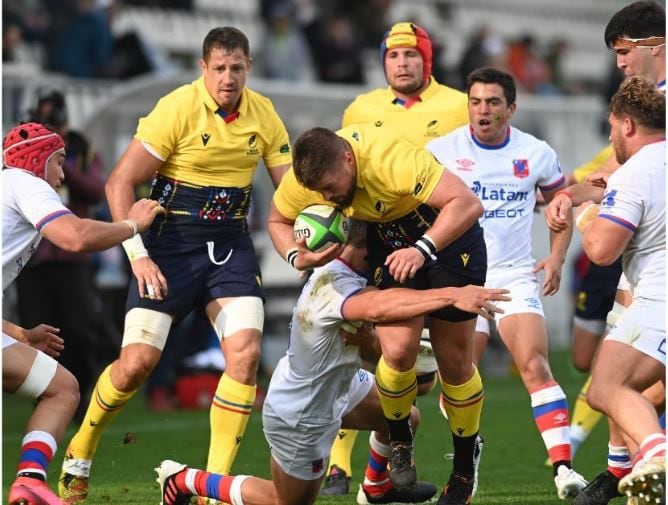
[273,125,444,223]
[135,77,291,187]
[341,78,468,147]
[571,144,613,183]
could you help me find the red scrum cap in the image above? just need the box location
[380,22,433,83]
[3,122,65,179]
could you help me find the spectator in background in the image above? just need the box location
[258,2,312,82]
[49,0,114,78]
[2,14,31,63]
[310,14,365,84]
[457,26,507,89]
[15,91,108,423]
[507,34,554,95]
[545,38,569,94]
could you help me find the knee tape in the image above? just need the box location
[16,350,58,400]
[212,296,264,341]
[121,308,172,350]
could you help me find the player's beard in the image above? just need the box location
[393,77,424,96]
[332,184,355,208]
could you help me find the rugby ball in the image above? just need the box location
[293,204,348,252]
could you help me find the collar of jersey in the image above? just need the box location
[335,257,366,277]
[194,76,248,119]
[469,125,511,150]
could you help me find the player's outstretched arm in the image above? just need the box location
[342,285,510,323]
[2,320,64,358]
[39,198,163,253]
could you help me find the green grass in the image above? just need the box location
[3,351,628,504]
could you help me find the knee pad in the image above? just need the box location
[212,297,264,341]
[16,350,58,400]
[121,308,172,351]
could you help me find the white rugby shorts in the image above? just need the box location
[262,369,374,480]
[475,266,544,336]
[605,297,666,365]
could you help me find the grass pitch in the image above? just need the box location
[3,351,628,504]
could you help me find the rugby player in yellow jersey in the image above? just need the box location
[268,124,489,504]
[325,23,474,497]
[342,22,468,143]
[59,27,292,504]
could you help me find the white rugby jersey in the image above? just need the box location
[265,258,366,428]
[2,169,71,291]
[427,125,565,269]
[598,141,665,301]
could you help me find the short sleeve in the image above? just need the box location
[272,168,328,220]
[597,168,642,232]
[135,95,182,161]
[262,108,292,169]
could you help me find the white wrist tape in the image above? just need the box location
[121,234,149,261]
[123,219,139,236]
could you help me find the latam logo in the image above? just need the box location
[471,181,529,201]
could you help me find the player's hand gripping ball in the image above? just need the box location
[293,204,348,252]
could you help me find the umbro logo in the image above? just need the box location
[554,412,568,424]
[201,133,210,146]
[456,159,475,172]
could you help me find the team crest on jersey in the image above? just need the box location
[247,134,260,155]
[456,159,475,171]
[513,159,529,178]
[425,119,439,137]
[601,189,617,207]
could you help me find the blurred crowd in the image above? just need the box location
[3,0,619,96]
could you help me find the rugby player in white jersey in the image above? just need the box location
[544,2,666,502]
[426,67,588,500]
[155,220,510,505]
[577,77,666,504]
[2,122,161,505]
